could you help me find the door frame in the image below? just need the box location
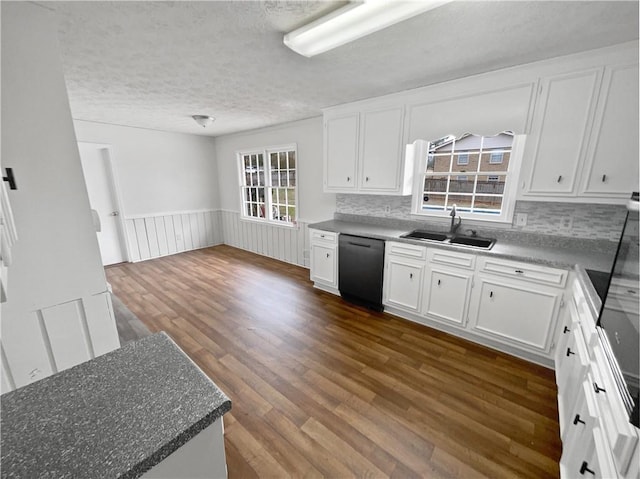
[78,142,130,263]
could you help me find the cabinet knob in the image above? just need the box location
[566,348,575,357]
[557,175,563,183]
[602,174,607,183]
[573,414,585,425]
[563,325,570,334]
[593,382,606,394]
[579,461,595,475]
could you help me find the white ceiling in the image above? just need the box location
[51,1,639,137]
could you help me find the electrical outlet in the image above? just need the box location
[515,213,528,227]
[176,233,183,241]
[384,205,391,214]
[559,216,573,231]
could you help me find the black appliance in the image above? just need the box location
[338,234,385,311]
[597,192,639,426]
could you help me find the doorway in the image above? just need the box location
[78,143,127,265]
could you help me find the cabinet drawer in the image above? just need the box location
[310,229,337,245]
[428,249,475,270]
[480,257,568,287]
[387,241,426,260]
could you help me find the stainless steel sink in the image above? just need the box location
[449,235,495,249]
[400,229,496,249]
[400,230,448,242]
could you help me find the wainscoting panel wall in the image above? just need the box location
[1,291,120,393]
[124,210,223,262]
[219,210,310,268]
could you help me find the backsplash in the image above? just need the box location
[335,194,627,241]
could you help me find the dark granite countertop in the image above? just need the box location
[1,332,231,479]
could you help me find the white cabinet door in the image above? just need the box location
[423,267,473,327]
[469,277,561,352]
[359,106,405,192]
[310,244,337,288]
[384,257,424,312]
[324,113,358,191]
[581,63,639,197]
[525,69,601,195]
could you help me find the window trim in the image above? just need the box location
[237,143,298,227]
[410,134,525,224]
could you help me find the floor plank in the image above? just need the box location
[106,245,561,478]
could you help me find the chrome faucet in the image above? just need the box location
[450,204,462,234]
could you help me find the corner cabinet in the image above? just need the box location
[309,229,338,293]
[323,104,413,195]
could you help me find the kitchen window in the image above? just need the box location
[412,132,524,223]
[238,144,297,226]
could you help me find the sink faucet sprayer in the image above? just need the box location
[450,204,462,234]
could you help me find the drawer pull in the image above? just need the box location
[557,175,563,183]
[566,348,575,357]
[573,414,585,425]
[593,382,606,394]
[579,461,595,475]
[563,325,570,334]
[514,269,524,274]
[437,279,441,286]
[320,234,325,238]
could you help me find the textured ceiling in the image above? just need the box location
[51,1,639,137]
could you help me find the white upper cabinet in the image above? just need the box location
[524,69,602,195]
[580,64,640,197]
[324,113,358,192]
[323,104,413,195]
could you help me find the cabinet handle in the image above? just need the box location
[347,176,351,182]
[579,461,595,475]
[602,174,607,183]
[563,325,570,334]
[566,348,575,357]
[326,253,330,258]
[365,176,370,182]
[320,234,325,238]
[409,273,413,279]
[557,175,563,183]
[489,291,493,298]
[593,382,606,394]
[514,269,524,274]
[437,279,441,286]
[573,414,585,425]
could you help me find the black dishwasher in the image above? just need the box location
[338,234,385,311]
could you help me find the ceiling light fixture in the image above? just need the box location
[192,115,215,128]
[283,0,452,58]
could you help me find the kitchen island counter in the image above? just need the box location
[1,332,231,479]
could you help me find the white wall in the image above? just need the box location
[73,121,219,216]
[1,2,119,391]
[215,116,334,222]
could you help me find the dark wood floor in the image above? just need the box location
[106,245,561,478]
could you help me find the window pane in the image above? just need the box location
[431,154,452,173]
[447,194,473,210]
[279,152,287,169]
[286,188,295,205]
[288,151,296,169]
[480,150,510,171]
[453,152,479,171]
[449,175,475,193]
[473,195,503,213]
[424,175,448,193]
[421,193,446,210]
[288,170,296,186]
[477,175,506,194]
[270,152,278,170]
[280,171,288,187]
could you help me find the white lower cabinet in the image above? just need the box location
[422,249,475,328]
[556,277,639,479]
[383,242,426,313]
[309,229,338,292]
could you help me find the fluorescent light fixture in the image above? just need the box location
[283,0,452,57]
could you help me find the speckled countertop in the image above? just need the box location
[309,215,616,315]
[1,332,231,479]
